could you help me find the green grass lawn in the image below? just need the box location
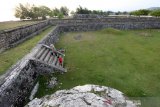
[0,26,54,75]
[0,20,40,30]
[36,28,160,99]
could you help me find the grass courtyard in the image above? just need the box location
[36,28,160,99]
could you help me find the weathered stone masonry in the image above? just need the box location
[1,17,160,52]
[0,17,160,107]
[0,20,50,52]
[0,26,64,107]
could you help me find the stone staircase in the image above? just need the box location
[33,44,66,72]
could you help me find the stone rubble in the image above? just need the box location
[25,84,137,107]
[47,77,58,88]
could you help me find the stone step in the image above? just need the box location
[48,55,54,64]
[44,51,52,63]
[47,54,52,63]
[35,46,46,59]
[52,57,58,65]
[39,48,50,61]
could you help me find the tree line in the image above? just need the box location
[130,9,160,17]
[15,4,130,20]
[75,6,129,16]
[75,6,160,17]
[15,3,69,20]
[15,4,160,20]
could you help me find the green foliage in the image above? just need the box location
[53,8,60,17]
[15,3,31,19]
[150,10,160,17]
[130,9,150,16]
[75,6,128,15]
[52,7,69,17]
[60,6,69,16]
[0,26,54,75]
[14,4,69,20]
[39,6,51,20]
[30,6,41,20]
[58,12,64,19]
[76,6,91,14]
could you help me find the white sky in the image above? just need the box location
[0,0,160,22]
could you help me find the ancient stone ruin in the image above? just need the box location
[0,17,160,106]
[25,84,138,107]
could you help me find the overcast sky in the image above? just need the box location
[0,0,160,22]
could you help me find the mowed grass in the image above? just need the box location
[36,28,160,98]
[0,26,54,75]
[0,20,40,30]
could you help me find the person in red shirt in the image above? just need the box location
[58,56,63,66]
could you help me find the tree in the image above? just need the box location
[115,11,121,15]
[76,6,91,14]
[30,6,41,20]
[106,11,114,15]
[130,9,150,16]
[15,3,31,19]
[38,6,51,20]
[58,12,64,19]
[122,11,128,15]
[60,6,69,16]
[53,8,60,17]
[150,10,160,17]
[138,9,150,15]
[14,3,70,20]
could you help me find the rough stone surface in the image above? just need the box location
[1,17,160,52]
[47,77,58,88]
[25,84,137,107]
[49,17,160,26]
[0,20,50,52]
[73,14,107,19]
[0,27,65,106]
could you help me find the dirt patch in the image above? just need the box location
[139,32,153,37]
[74,34,82,40]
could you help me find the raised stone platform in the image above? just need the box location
[25,84,138,107]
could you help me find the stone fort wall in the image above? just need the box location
[0,17,160,106]
[0,27,61,107]
[0,20,50,52]
[1,17,160,52]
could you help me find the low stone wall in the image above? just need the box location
[58,22,160,32]
[73,14,107,19]
[0,59,38,107]
[1,17,160,52]
[0,20,50,52]
[39,26,62,46]
[49,17,160,26]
